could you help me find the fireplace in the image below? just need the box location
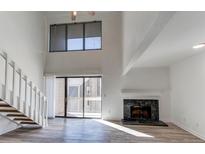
[122,99,167,126]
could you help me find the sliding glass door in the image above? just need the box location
[67,78,84,117]
[55,76,102,118]
[84,78,101,118]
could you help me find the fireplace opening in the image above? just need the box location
[130,105,151,120]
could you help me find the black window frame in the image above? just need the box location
[49,21,102,52]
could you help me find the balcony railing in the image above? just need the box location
[0,51,48,127]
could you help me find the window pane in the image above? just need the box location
[67,38,83,50]
[85,22,102,50]
[50,25,66,51]
[85,22,101,38]
[67,24,83,51]
[85,37,101,50]
[69,86,79,97]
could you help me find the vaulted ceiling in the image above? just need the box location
[123,11,205,74]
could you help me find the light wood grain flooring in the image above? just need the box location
[0,118,203,143]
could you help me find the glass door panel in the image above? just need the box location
[84,77,101,118]
[67,78,83,117]
[55,78,65,116]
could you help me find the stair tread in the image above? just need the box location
[0,101,6,103]
[0,106,16,109]
[0,104,11,107]
[5,112,26,116]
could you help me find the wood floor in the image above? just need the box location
[0,118,203,143]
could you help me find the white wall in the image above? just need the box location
[0,12,45,90]
[122,12,159,70]
[122,67,170,90]
[44,12,123,120]
[170,51,205,140]
[122,67,171,122]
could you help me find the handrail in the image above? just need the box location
[0,50,48,127]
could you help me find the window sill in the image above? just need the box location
[49,48,102,53]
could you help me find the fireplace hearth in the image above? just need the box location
[122,99,168,126]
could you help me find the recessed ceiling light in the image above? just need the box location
[193,43,205,49]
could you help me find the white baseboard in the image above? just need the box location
[159,118,171,123]
[173,120,205,141]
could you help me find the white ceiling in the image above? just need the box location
[133,12,205,68]
[44,11,109,19]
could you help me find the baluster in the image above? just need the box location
[34,87,37,122]
[45,99,48,126]
[29,82,33,119]
[12,62,16,106]
[4,52,8,101]
[18,69,22,110]
[24,76,28,115]
[40,96,43,126]
[42,96,45,126]
[38,92,41,124]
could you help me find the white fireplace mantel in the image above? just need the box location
[120,89,166,100]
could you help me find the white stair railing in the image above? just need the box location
[0,51,48,127]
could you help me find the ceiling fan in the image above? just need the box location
[71,11,95,21]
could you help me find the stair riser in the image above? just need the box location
[0,110,19,112]
[20,122,37,125]
[14,119,32,121]
[7,114,27,117]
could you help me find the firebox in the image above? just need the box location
[130,105,151,120]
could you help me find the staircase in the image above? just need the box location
[0,51,48,130]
